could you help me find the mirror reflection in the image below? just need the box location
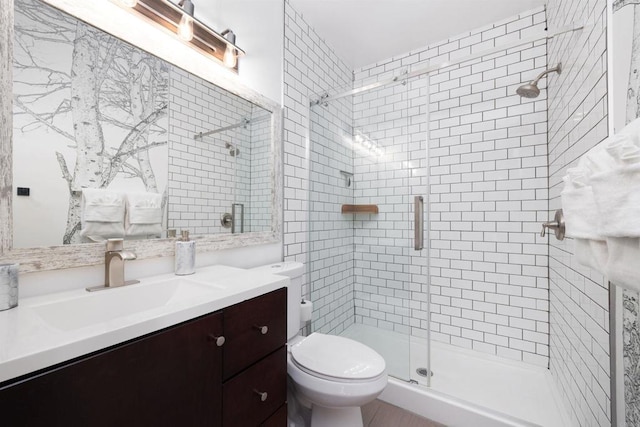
[12,0,272,248]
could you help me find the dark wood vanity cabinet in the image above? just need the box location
[0,287,287,427]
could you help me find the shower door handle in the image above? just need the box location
[414,196,424,251]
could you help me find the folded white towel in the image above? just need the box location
[605,237,640,292]
[125,192,163,237]
[80,189,125,239]
[590,164,640,237]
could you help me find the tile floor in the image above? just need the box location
[362,400,444,427]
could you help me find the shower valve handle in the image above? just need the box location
[540,209,565,241]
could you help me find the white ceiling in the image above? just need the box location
[288,0,548,69]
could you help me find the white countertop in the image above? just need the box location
[0,265,289,384]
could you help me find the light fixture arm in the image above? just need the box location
[221,29,236,44]
[178,0,194,16]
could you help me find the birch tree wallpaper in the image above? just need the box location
[612,0,640,424]
[13,0,169,246]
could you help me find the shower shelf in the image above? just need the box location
[341,204,379,214]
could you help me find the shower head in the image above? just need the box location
[225,142,240,157]
[516,63,562,98]
[516,83,541,99]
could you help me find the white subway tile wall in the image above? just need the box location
[283,1,354,331]
[235,116,253,231]
[247,112,272,232]
[547,0,610,425]
[309,100,355,333]
[352,7,550,366]
[168,67,271,235]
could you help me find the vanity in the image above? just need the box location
[0,266,289,426]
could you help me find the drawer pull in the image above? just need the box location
[253,325,269,335]
[253,389,268,402]
[208,334,226,347]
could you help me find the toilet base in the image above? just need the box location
[311,405,363,427]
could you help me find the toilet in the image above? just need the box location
[251,262,387,427]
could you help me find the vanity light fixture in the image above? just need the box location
[221,29,238,68]
[114,0,245,71]
[177,0,195,42]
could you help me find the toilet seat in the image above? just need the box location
[290,333,386,382]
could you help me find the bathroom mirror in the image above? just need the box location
[0,0,282,271]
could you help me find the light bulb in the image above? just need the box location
[178,14,194,41]
[223,45,237,68]
[120,0,137,6]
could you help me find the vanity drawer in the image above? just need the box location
[222,346,287,427]
[223,287,287,379]
[260,404,287,426]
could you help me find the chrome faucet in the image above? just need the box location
[87,238,139,292]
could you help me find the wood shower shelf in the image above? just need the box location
[341,204,379,214]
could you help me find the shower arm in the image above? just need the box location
[529,64,562,85]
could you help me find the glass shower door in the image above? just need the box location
[307,70,430,386]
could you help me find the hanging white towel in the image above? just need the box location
[561,169,602,240]
[605,237,640,292]
[561,117,640,290]
[80,189,126,240]
[590,164,640,237]
[574,239,609,273]
[561,165,608,272]
[125,192,163,237]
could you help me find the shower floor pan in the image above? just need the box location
[340,323,573,427]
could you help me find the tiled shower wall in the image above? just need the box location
[168,67,246,235]
[282,1,355,332]
[247,113,272,232]
[546,0,610,424]
[235,107,272,233]
[352,7,551,366]
[168,67,270,235]
[308,100,354,333]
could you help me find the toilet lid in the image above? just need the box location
[291,333,386,380]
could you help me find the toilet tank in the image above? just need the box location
[250,262,304,340]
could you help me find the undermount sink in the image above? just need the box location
[31,278,223,331]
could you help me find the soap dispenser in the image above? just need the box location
[175,230,195,275]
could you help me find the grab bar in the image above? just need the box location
[414,196,424,251]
